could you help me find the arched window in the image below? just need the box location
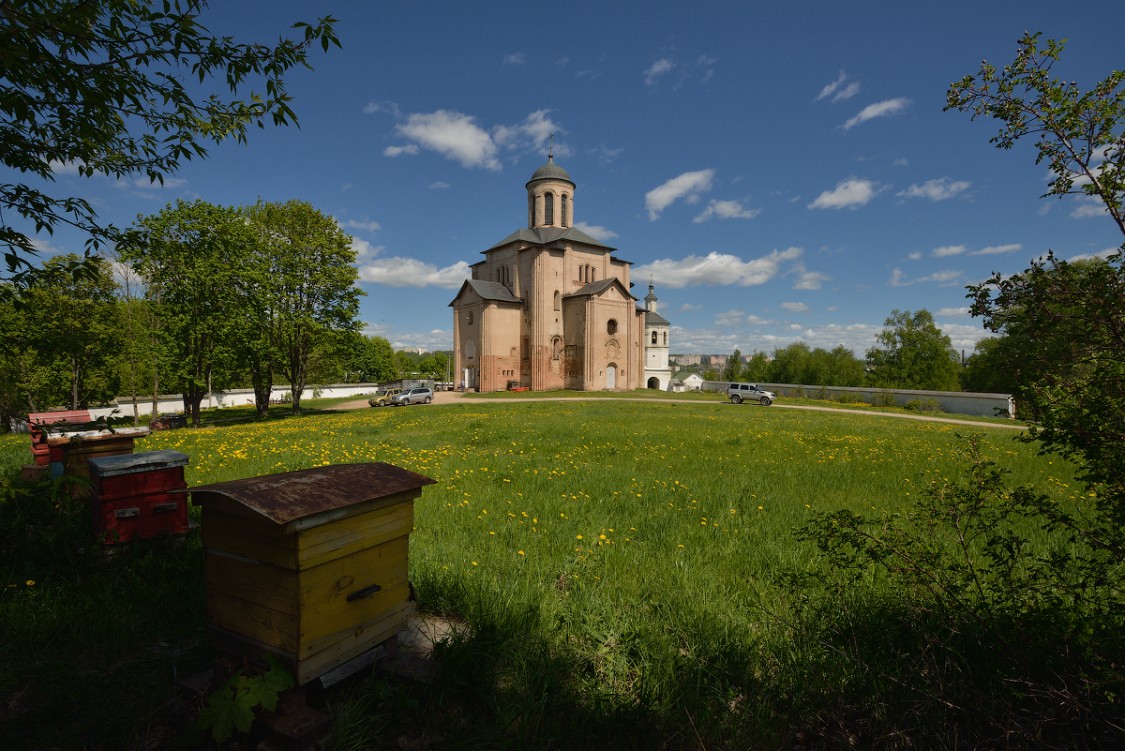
[466,311,474,325]
[544,192,554,225]
[607,319,618,335]
[561,194,569,227]
[663,331,668,345]
[553,290,560,311]
[651,331,658,345]
[552,336,562,360]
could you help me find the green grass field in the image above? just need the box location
[0,400,1098,749]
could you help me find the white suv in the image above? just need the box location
[727,382,775,406]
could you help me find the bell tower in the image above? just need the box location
[526,142,575,229]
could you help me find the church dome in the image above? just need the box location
[527,156,573,186]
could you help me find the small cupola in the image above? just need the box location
[526,154,575,230]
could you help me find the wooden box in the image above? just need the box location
[88,450,189,501]
[46,428,151,497]
[191,463,435,686]
[88,451,191,544]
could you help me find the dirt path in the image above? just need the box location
[331,390,1024,430]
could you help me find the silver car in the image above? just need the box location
[390,387,433,406]
[727,382,775,406]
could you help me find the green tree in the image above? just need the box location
[767,341,811,384]
[947,31,1123,237]
[959,337,1019,394]
[121,200,252,426]
[821,345,866,387]
[19,254,120,408]
[1,1,339,281]
[743,351,771,382]
[950,31,1125,529]
[244,200,361,415]
[721,349,742,381]
[866,309,960,391]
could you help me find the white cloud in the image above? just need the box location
[503,52,525,65]
[793,267,830,290]
[644,58,675,86]
[430,181,451,190]
[815,70,860,103]
[349,238,383,264]
[715,309,747,326]
[680,303,702,312]
[493,109,564,155]
[357,257,471,288]
[345,219,381,234]
[891,268,964,287]
[363,100,401,117]
[937,307,970,316]
[906,251,923,261]
[1071,196,1108,219]
[124,176,187,190]
[808,178,880,210]
[634,246,802,288]
[573,221,618,241]
[645,169,716,220]
[1069,247,1121,261]
[388,109,566,170]
[48,160,83,175]
[972,243,1021,256]
[693,199,759,223]
[898,177,971,201]
[384,144,420,158]
[932,244,966,257]
[842,98,910,130]
[394,110,500,170]
[781,301,809,313]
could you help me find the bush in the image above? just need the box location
[903,398,942,413]
[787,435,1124,748]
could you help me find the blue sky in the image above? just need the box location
[19,1,1125,357]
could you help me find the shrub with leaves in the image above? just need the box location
[196,657,294,744]
[788,435,1123,748]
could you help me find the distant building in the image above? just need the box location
[449,156,671,392]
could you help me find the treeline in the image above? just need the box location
[707,308,1005,393]
[0,199,441,431]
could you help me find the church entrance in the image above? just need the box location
[605,364,617,389]
[647,377,660,389]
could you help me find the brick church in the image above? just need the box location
[449,155,671,392]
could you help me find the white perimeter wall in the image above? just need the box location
[705,382,1015,419]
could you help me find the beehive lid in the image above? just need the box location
[191,463,436,532]
[88,450,190,478]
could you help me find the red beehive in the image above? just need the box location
[87,450,191,545]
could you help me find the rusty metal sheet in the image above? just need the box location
[191,462,435,527]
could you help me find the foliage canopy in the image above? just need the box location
[0,0,339,280]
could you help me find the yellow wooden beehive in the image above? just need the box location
[191,463,435,685]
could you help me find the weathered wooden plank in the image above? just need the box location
[204,551,299,616]
[296,503,413,569]
[297,537,410,645]
[205,589,299,653]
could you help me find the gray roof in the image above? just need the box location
[526,156,573,185]
[488,226,615,252]
[448,279,521,307]
[645,310,670,326]
[566,277,635,301]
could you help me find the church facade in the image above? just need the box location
[450,157,670,392]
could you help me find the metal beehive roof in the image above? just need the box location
[191,462,435,529]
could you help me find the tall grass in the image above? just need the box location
[0,401,1088,748]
